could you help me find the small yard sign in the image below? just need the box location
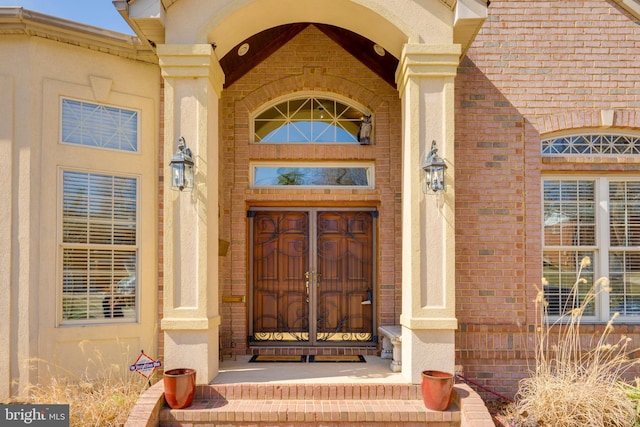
[129,351,162,378]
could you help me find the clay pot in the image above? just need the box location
[421,370,454,411]
[163,368,196,409]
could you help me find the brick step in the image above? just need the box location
[157,384,461,427]
[197,383,423,400]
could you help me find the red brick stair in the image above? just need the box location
[158,383,461,426]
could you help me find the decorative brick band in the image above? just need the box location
[535,109,640,135]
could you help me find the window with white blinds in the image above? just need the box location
[543,178,640,321]
[61,98,139,152]
[61,171,138,323]
[542,180,596,317]
[608,181,640,318]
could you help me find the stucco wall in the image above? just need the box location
[455,0,640,398]
[0,33,160,399]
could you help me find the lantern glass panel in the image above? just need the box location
[431,166,445,191]
[183,164,194,191]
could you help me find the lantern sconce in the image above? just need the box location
[422,140,447,194]
[169,136,194,192]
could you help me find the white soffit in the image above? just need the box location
[453,0,488,56]
[114,0,166,47]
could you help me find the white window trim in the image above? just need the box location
[542,175,640,323]
[250,91,372,144]
[251,161,375,189]
[57,166,141,326]
[541,131,640,157]
[59,96,142,154]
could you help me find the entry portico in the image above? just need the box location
[118,0,487,384]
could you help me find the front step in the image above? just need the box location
[158,383,461,426]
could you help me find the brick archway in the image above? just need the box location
[535,109,640,135]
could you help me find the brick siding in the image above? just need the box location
[455,0,640,398]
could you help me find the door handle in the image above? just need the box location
[305,271,310,302]
[304,271,321,301]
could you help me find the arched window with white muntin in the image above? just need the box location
[541,132,640,156]
[252,93,372,144]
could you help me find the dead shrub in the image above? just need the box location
[1,341,154,426]
[509,256,639,427]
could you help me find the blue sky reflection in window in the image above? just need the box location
[254,96,367,143]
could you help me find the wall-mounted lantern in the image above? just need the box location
[169,136,194,192]
[422,140,447,194]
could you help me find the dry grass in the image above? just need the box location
[509,256,639,427]
[619,379,640,425]
[1,341,154,427]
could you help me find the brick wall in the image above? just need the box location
[455,0,640,399]
[218,25,402,354]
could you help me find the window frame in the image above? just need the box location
[542,175,640,323]
[60,97,141,153]
[58,167,141,325]
[250,161,375,189]
[250,92,372,145]
[541,131,640,157]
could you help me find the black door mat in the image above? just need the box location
[249,355,307,363]
[308,355,366,363]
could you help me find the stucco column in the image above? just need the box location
[0,75,12,401]
[158,44,224,384]
[396,44,460,384]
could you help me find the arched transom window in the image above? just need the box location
[253,95,371,144]
[542,132,640,156]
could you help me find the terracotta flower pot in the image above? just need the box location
[163,368,196,409]
[421,370,454,411]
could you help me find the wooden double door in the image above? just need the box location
[249,209,376,346]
